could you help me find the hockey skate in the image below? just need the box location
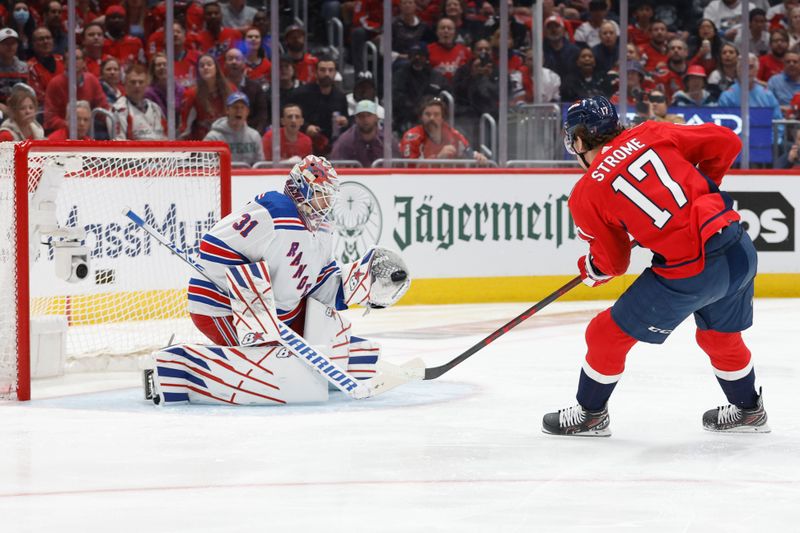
[702,389,770,433]
[143,369,162,405]
[542,404,611,437]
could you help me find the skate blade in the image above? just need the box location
[704,424,771,434]
[542,427,612,437]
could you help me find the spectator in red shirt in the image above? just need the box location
[103,5,145,67]
[283,24,318,84]
[351,0,382,74]
[654,39,690,101]
[399,96,488,164]
[47,99,93,140]
[146,18,203,60]
[760,29,790,82]
[0,84,44,141]
[63,0,100,37]
[27,27,63,105]
[83,22,111,78]
[179,53,233,140]
[638,19,669,74]
[262,103,313,162]
[428,17,472,81]
[242,27,270,88]
[44,48,108,133]
[627,1,654,47]
[197,1,241,59]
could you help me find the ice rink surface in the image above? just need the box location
[2,299,798,533]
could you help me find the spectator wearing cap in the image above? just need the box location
[0,83,44,141]
[48,100,93,140]
[561,45,612,102]
[221,0,257,32]
[223,47,269,133]
[543,15,579,81]
[180,53,234,140]
[26,27,63,106]
[261,103,312,162]
[42,1,67,55]
[392,0,430,62]
[671,65,717,106]
[283,25,318,84]
[204,91,264,166]
[347,71,385,119]
[734,8,770,57]
[330,100,398,167]
[44,48,108,134]
[241,27,271,89]
[399,96,488,164]
[638,19,669,74]
[103,5,146,68]
[392,43,450,134]
[197,1,242,59]
[654,38,690,102]
[288,57,348,155]
[428,17,472,81]
[111,64,167,140]
[610,60,650,105]
[0,28,29,113]
[574,0,620,49]
[760,29,790,83]
[591,21,619,74]
[351,0,382,74]
[767,51,800,110]
[7,3,36,60]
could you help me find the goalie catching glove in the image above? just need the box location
[342,247,411,309]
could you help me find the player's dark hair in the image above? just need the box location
[572,123,627,150]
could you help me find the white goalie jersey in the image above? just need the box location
[187,191,345,324]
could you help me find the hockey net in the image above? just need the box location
[0,141,231,401]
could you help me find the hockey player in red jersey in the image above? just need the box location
[542,95,769,436]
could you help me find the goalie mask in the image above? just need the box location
[285,155,340,232]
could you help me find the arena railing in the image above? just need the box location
[89,108,118,140]
[371,158,499,168]
[479,113,497,160]
[252,160,364,169]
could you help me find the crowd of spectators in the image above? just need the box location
[0,0,799,168]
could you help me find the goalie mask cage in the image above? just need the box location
[0,140,231,401]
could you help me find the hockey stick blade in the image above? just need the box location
[422,276,583,380]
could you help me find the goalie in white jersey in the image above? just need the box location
[147,155,411,405]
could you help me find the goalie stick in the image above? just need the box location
[123,208,421,400]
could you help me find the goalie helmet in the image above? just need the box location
[285,155,340,232]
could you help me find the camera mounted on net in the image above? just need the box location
[45,227,90,283]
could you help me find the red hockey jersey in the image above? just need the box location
[569,121,742,280]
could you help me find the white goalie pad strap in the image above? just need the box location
[304,298,352,364]
[225,261,282,345]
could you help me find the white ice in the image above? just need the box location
[1,299,799,533]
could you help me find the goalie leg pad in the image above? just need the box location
[151,343,328,405]
[347,336,382,380]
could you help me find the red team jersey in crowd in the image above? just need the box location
[569,121,742,280]
[399,124,471,158]
[427,42,472,81]
[103,34,146,67]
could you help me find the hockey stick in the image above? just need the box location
[122,208,416,399]
[422,276,583,380]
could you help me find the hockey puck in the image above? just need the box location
[391,270,407,282]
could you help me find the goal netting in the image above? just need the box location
[0,141,231,400]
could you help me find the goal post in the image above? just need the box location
[1,140,232,401]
